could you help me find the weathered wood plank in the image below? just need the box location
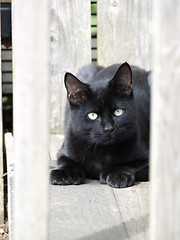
[4,133,14,239]
[50,181,128,240]
[1,49,12,61]
[49,134,64,161]
[150,0,180,239]
[0,10,4,224]
[50,184,149,240]
[2,62,12,72]
[2,72,12,83]
[12,0,50,239]
[98,0,152,70]
[113,183,149,240]
[50,0,91,133]
[2,83,12,95]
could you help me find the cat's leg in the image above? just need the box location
[135,166,149,181]
[99,160,148,188]
[50,156,85,185]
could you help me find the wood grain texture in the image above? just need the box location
[12,0,50,239]
[98,0,152,70]
[0,10,4,224]
[4,133,14,239]
[50,0,91,133]
[113,183,149,240]
[50,181,129,240]
[150,0,180,239]
[50,182,149,240]
[49,134,64,161]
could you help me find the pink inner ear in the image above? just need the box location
[65,73,87,104]
[65,73,88,105]
[68,93,79,105]
[67,88,87,105]
[125,84,133,95]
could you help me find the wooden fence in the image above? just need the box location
[0,0,180,239]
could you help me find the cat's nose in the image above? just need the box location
[102,124,115,134]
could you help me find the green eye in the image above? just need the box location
[88,112,98,120]
[114,108,123,117]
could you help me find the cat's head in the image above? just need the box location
[64,62,136,145]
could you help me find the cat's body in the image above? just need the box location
[50,63,150,188]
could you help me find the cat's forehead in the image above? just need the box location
[90,76,110,90]
[86,85,117,110]
[90,83,111,102]
[86,81,130,111]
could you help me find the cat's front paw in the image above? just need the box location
[50,168,85,185]
[99,171,135,188]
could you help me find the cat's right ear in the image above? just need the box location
[109,62,133,96]
[64,73,89,105]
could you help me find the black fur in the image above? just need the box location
[50,63,150,188]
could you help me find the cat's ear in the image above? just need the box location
[65,72,89,105]
[110,62,133,95]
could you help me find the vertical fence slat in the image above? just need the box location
[50,0,91,133]
[0,9,4,224]
[98,0,152,70]
[12,0,50,239]
[5,133,14,239]
[150,0,180,239]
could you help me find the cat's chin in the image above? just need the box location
[98,138,116,146]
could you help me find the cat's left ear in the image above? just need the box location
[64,72,89,105]
[109,62,133,95]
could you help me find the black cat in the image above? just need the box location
[50,62,150,188]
